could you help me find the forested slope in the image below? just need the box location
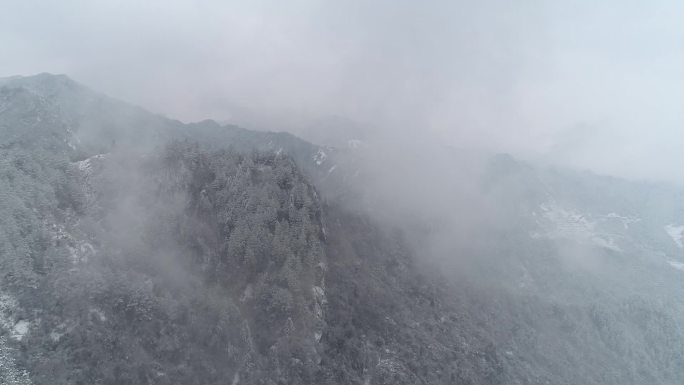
[3,73,684,384]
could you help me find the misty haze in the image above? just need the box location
[2,1,684,385]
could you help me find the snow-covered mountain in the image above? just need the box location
[2,73,684,384]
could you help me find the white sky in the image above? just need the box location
[2,0,684,183]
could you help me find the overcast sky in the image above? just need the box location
[2,0,683,183]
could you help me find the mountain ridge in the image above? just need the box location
[2,73,684,384]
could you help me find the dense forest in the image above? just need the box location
[2,74,684,384]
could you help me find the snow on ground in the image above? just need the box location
[65,126,81,150]
[536,202,594,238]
[668,260,684,271]
[664,224,684,248]
[49,322,74,342]
[75,153,107,175]
[312,285,327,343]
[347,139,366,149]
[591,236,622,253]
[48,221,95,265]
[313,149,327,165]
[49,330,63,342]
[69,241,95,264]
[312,286,326,319]
[89,308,107,322]
[11,321,29,341]
[0,294,17,331]
[533,202,623,252]
[605,213,641,229]
[312,286,326,303]
[517,266,535,289]
[240,284,253,303]
[0,293,30,341]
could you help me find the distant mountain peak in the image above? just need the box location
[0,72,87,98]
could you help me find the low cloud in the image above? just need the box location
[2,0,684,183]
